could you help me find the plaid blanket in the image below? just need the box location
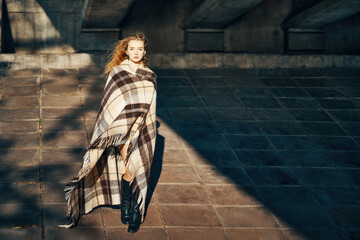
[62,60,157,228]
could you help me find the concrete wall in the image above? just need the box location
[1,0,360,54]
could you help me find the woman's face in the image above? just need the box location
[126,40,146,64]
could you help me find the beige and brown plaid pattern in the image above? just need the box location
[62,60,157,228]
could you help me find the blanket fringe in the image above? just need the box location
[87,134,126,150]
[59,183,77,228]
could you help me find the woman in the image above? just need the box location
[62,33,157,233]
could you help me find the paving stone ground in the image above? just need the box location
[0,66,359,240]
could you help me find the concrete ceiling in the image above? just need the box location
[81,0,135,29]
[184,0,264,29]
[283,0,360,29]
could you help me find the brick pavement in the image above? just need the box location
[0,66,359,239]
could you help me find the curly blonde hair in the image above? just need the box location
[104,33,148,75]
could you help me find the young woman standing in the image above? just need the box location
[62,33,157,233]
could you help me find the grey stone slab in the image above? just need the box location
[258,121,306,135]
[43,85,80,96]
[190,76,226,86]
[260,78,298,87]
[257,186,315,206]
[325,207,360,228]
[0,133,39,149]
[168,108,211,121]
[339,169,360,187]
[224,76,265,87]
[157,77,191,86]
[232,87,272,97]
[241,97,282,109]
[228,229,287,240]
[168,228,227,240]
[292,167,351,187]
[79,75,104,85]
[43,182,67,204]
[289,110,333,121]
[216,206,279,228]
[42,108,84,119]
[80,85,104,96]
[278,151,336,167]
[0,204,41,228]
[0,97,39,109]
[225,135,273,150]
[318,68,359,77]
[195,165,251,185]
[254,69,290,77]
[0,121,39,133]
[245,167,300,186]
[42,164,81,183]
[42,119,85,133]
[42,132,87,148]
[250,109,294,121]
[235,150,284,167]
[158,148,192,165]
[162,96,204,108]
[305,88,347,98]
[158,86,197,97]
[328,110,360,122]
[82,95,102,108]
[294,77,337,88]
[154,68,186,77]
[269,136,320,150]
[0,166,39,183]
[5,69,41,77]
[0,149,39,166]
[43,68,78,76]
[186,148,239,167]
[79,67,102,76]
[216,120,262,134]
[42,148,84,164]
[3,76,39,87]
[208,108,253,120]
[0,183,40,204]
[202,95,244,108]
[278,98,319,109]
[309,187,360,206]
[0,228,42,240]
[43,76,79,86]
[341,87,360,98]
[44,227,105,240]
[329,151,360,168]
[174,120,220,134]
[181,133,230,149]
[272,206,332,228]
[42,96,81,108]
[285,229,344,240]
[0,108,39,120]
[316,99,358,110]
[328,78,360,88]
[220,68,257,77]
[107,228,167,240]
[195,86,235,97]
[343,229,360,240]
[312,136,359,150]
[287,68,321,77]
[269,88,308,97]
[299,122,347,136]
[2,85,40,97]
[184,68,222,77]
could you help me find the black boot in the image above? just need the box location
[128,197,141,233]
[121,178,132,225]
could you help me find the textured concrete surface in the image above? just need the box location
[0,66,359,240]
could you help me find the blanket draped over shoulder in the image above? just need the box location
[62,60,157,228]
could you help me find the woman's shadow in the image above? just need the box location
[144,120,164,215]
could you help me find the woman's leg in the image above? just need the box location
[119,144,132,181]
